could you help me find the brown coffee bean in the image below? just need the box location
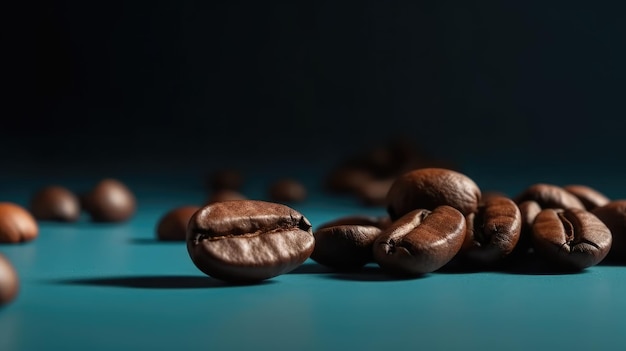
[83,179,136,222]
[462,196,521,265]
[325,167,373,194]
[532,208,611,270]
[187,200,314,282]
[317,215,391,231]
[516,200,542,254]
[268,179,307,203]
[515,183,584,210]
[373,206,466,275]
[30,186,80,222]
[311,225,381,270]
[156,206,200,241]
[564,185,610,211]
[0,203,38,243]
[592,200,626,262]
[206,190,247,204]
[207,169,243,192]
[386,168,481,220]
[356,179,394,207]
[0,254,19,306]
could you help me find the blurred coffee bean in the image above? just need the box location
[563,185,610,211]
[268,179,307,203]
[83,179,136,222]
[312,224,381,270]
[207,190,247,204]
[356,179,394,207]
[0,202,38,243]
[207,169,243,192]
[514,183,584,210]
[156,206,200,241]
[30,186,80,222]
[0,254,19,306]
[325,167,373,194]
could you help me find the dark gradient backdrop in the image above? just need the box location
[3,1,626,172]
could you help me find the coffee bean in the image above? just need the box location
[311,225,381,270]
[30,186,80,222]
[356,179,394,207]
[186,200,314,282]
[268,179,307,203]
[516,200,542,254]
[515,183,584,210]
[532,208,611,270]
[0,254,18,306]
[207,169,243,192]
[316,215,391,231]
[156,206,200,241]
[0,203,38,243]
[207,190,247,204]
[462,196,521,266]
[325,167,373,194]
[386,168,481,220]
[83,179,136,222]
[373,206,466,275]
[592,201,626,262]
[564,185,610,211]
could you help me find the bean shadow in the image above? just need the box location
[288,262,334,274]
[323,265,425,282]
[49,275,273,289]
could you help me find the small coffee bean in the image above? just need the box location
[156,206,200,241]
[207,169,243,192]
[564,185,610,211]
[592,200,626,262]
[386,168,481,220]
[317,215,391,231]
[373,206,466,275]
[532,208,611,270]
[311,225,381,270]
[207,190,247,204]
[0,203,38,243]
[515,183,584,210]
[462,196,521,266]
[356,179,394,207]
[516,200,542,254]
[30,186,80,222]
[0,254,19,306]
[186,200,314,282]
[268,179,307,203]
[83,179,136,222]
[325,167,373,194]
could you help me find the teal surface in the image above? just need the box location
[2,165,626,351]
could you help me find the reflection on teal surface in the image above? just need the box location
[2,168,626,351]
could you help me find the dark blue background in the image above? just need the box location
[3,1,625,170]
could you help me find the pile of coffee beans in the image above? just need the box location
[183,167,624,282]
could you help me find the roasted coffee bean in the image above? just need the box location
[373,206,466,275]
[207,190,247,204]
[207,169,243,192]
[30,186,80,222]
[462,196,521,265]
[564,185,610,211]
[515,183,584,210]
[386,168,481,220]
[186,200,314,282]
[311,225,381,270]
[356,179,394,207]
[532,208,611,270]
[325,167,373,194]
[0,202,38,243]
[83,179,136,222]
[592,201,626,262]
[317,215,391,231]
[268,179,307,203]
[516,200,542,254]
[0,254,18,306]
[156,206,200,241]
